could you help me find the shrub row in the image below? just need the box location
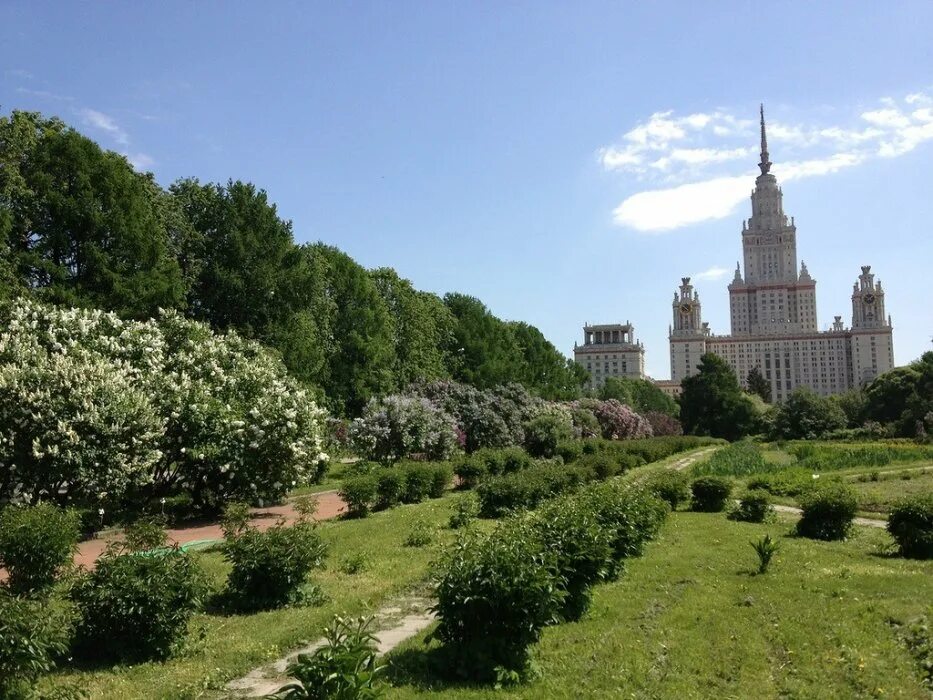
[339,462,452,517]
[432,481,668,682]
[457,437,720,491]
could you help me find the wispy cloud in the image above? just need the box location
[6,68,34,80]
[77,108,155,171]
[603,90,933,232]
[693,266,731,282]
[16,87,74,102]
[80,108,130,146]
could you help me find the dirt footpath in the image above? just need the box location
[72,490,347,569]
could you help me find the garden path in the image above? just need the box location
[72,490,347,569]
[226,593,436,697]
[771,503,887,528]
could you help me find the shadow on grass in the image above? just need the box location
[384,641,492,692]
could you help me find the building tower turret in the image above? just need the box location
[669,277,708,382]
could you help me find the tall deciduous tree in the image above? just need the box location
[745,366,772,403]
[371,267,454,387]
[169,178,294,336]
[311,244,395,414]
[771,387,847,439]
[599,376,678,416]
[1,111,184,316]
[680,353,759,441]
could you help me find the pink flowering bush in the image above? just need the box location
[644,411,683,437]
[591,399,653,441]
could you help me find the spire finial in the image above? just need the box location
[758,103,772,175]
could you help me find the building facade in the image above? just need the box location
[574,322,646,388]
[668,107,894,401]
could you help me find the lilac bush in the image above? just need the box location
[591,399,653,440]
[644,411,683,437]
[350,395,460,464]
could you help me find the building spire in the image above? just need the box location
[758,103,772,175]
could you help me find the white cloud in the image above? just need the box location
[612,175,750,232]
[603,90,933,232]
[861,108,911,129]
[6,68,34,80]
[127,153,155,170]
[80,108,130,146]
[693,265,731,281]
[16,87,74,101]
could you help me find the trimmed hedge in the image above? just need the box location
[887,493,933,559]
[729,489,774,523]
[72,546,205,663]
[0,503,80,596]
[796,482,858,541]
[432,479,671,682]
[339,475,378,517]
[476,464,587,517]
[690,476,733,512]
[646,470,690,510]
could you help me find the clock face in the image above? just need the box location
[679,303,692,315]
[864,293,876,305]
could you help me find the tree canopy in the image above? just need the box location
[599,376,678,417]
[679,353,759,441]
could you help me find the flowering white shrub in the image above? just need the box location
[350,395,459,464]
[0,299,328,508]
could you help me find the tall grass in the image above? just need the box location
[789,443,933,472]
[691,441,768,477]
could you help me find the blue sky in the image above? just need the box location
[2,1,931,377]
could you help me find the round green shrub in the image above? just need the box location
[690,476,733,512]
[646,471,690,510]
[375,470,406,510]
[556,440,584,464]
[402,463,434,503]
[223,520,327,611]
[453,455,486,489]
[530,498,612,621]
[577,482,669,574]
[429,463,453,498]
[432,522,563,681]
[0,591,74,698]
[523,414,573,459]
[0,503,80,595]
[71,546,205,662]
[796,482,858,541]
[887,493,933,559]
[578,453,619,481]
[339,475,378,517]
[729,489,774,523]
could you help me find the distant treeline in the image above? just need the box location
[0,110,587,414]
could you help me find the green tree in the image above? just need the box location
[371,268,454,387]
[311,244,395,414]
[169,178,295,336]
[444,293,522,389]
[745,366,771,403]
[1,111,184,316]
[599,376,678,416]
[508,321,586,399]
[771,387,847,439]
[864,352,933,436]
[680,353,759,441]
[830,388,868,428]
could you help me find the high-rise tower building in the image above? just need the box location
[667,106,894,400]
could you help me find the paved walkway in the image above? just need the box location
[227,594,436,697]
[73,490,347,569]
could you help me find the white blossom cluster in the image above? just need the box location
[0,299,328,506]
[349,394,460,464]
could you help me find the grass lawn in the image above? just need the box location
[384,511,933,699]
[39,493,471,700]
[848,470,933,514]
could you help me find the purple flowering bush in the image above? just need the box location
[350,395,460,464]
[591,399,653,441]
[644,411,683,436]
